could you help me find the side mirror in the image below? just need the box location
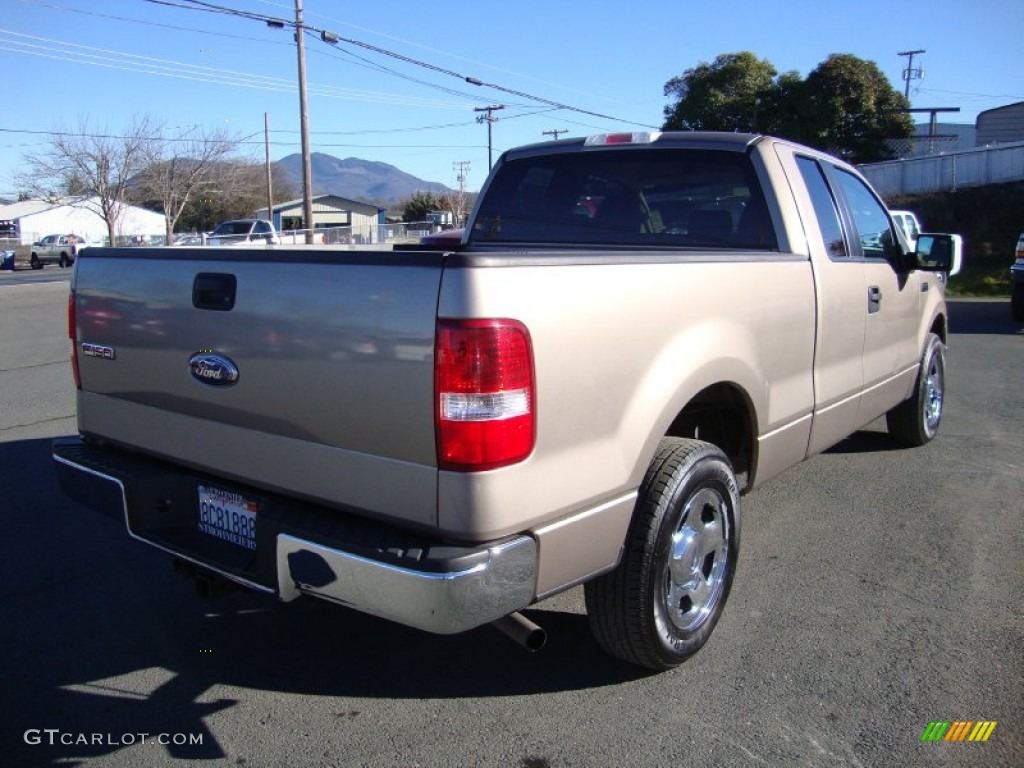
[914,233,962,276]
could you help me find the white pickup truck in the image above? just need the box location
[54,132,960,670]
[30,233,86,269]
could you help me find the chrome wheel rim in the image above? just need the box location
[663,487,730,633]
[924,353,944,433]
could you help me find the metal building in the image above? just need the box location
[254,194,386,243]
[976,102,1024,146]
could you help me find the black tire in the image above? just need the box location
[58,254,68,268]
[30,253,42,270]
[1012,282,1024,322]
[585,437,740,670]
[886,333,945,446]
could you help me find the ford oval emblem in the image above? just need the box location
[188,352,239,386]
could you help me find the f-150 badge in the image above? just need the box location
[189,352,239,386]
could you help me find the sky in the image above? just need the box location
[1,0,1022,198]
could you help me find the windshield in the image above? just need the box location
[470,148,777,250]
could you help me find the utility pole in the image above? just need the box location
[542,129,568,141]
[475,105,504,170]
[295,0,314,244]
[897,49,926,101]
[451,160,470,226]
[264,112,274,226]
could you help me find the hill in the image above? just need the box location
[275,153,452,204]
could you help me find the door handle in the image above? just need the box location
[868,285,882,314]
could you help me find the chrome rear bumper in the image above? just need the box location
[276,534,536,634]
[53,438,537,635]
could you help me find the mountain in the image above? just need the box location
[275,153,452,204]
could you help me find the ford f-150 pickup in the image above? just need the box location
[53,132,961,670]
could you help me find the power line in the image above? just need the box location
[315,33,658,128]
[0,28,474,109]
[299,28,525,107]
[272,121,479,135]
[0,126,261,143]
[135,0,658,130]
[21,0,292,45]
[0,126,484,150]
[140,0,284,25]
[917,87,1024,101]
[22,0,521,109]
[270,0,629,110]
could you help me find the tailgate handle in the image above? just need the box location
[193,273,236,311]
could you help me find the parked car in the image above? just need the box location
[207,219,279,246]
[890,210,922,249]
[1011,232,1024,321]
[30,234,86,269]
[173,234,205,246]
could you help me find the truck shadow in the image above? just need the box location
[4,437,652,765]
[824,428,903,455]
[946,298,1023,335]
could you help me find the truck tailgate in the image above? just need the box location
[71,248,443,529]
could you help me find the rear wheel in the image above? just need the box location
[585,438,739,670]
[30,253,42,270]
[886,333,945,446]
[58,254,69,268]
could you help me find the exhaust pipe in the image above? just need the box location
[492,612,546,652]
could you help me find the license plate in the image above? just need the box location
[198,485,257,550]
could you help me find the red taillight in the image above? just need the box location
[68,290,81,389]
[435,319,535,471]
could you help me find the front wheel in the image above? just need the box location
[585,438,740,670]
[886,333,945,446]
[30,254,42,270]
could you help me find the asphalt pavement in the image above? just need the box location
[1,279,1020,768]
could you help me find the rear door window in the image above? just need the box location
[795,156,848,260]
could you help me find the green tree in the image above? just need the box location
[663,52,778,132]
[172,161,296,234]
[663,52,913,163]
[400,190,447,223]
[801,54,913,163]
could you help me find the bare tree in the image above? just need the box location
[173,160,296,234]
[137,125,240,244]
[18,116,158,244]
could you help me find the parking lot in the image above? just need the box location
[1,274,1021,767]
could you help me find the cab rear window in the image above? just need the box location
[470,149,777,250]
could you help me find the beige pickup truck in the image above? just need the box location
[54,132,960,671]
